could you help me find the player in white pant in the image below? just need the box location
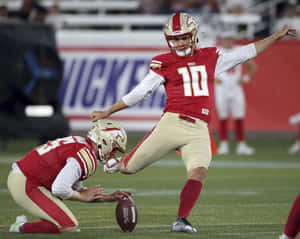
[215,32,258,155]
[288,112,300,154]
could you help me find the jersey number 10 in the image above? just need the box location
[178,65,209,97]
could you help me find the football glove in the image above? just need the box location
[103,157,121,174]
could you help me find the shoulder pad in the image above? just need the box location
[150,59,162,69]
[150,52,172,70]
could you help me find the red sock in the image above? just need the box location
[219,119,228,141]
[284,194,300,238]
[234,119,244,142]
[22,220,60,233]
[177,179,203,218]
[209,130,217,155]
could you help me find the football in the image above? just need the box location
[115,196,138,232]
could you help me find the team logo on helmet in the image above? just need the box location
[187,16,196,26]
[88,119,127,164]
[103,128,126,143]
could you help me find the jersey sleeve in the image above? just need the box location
[149,55,166,76]
[215,43,257,77]
[51,157,82,199]
[206,47,222,59]
[75,146,97,180]
[122,70,164,106]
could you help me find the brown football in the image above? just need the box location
[115,196,138,232]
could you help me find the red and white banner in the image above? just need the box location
[210,40,300,132]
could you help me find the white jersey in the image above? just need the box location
[215,47,243,94]
[215,47,247,119]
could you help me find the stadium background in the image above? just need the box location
[1,0,300,141]
[0,1,299,238]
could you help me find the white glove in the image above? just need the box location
[289,112,300,125]
[242,74,251,83]
[103,157,121,174]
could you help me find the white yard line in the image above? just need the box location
[0,188,267,196]
[220,231,278,236]
[1,157,299,168]
[153,160,300,169]
[134,190,262,196]
[0,222,284,228]
[0,157,20,163]
[0,187,297,198]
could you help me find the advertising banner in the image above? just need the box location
[57,32,300,132]
[58,32,168,131]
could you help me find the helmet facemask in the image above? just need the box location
[96,131,116,164]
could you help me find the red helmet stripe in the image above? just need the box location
[102,127,120,131]
[172,13,181,32]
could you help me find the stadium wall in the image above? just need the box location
[56,32,300,132]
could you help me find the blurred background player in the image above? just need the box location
[279,193,300,239]
[91,13,296,233]
[7,119,130,234]
[288,112,300,154]
[215,31,258,155]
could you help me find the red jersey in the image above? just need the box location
[150,48,220,123]
[17,136,98,190]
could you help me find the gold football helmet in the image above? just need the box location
[164,12,198,57]
[88,119,127,164]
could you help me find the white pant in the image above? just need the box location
[124,112,212,173]
[215,86,245,119]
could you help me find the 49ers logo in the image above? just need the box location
[103,128,126,142]
[187,16,196,26]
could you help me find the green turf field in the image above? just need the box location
[0,137,299,239]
